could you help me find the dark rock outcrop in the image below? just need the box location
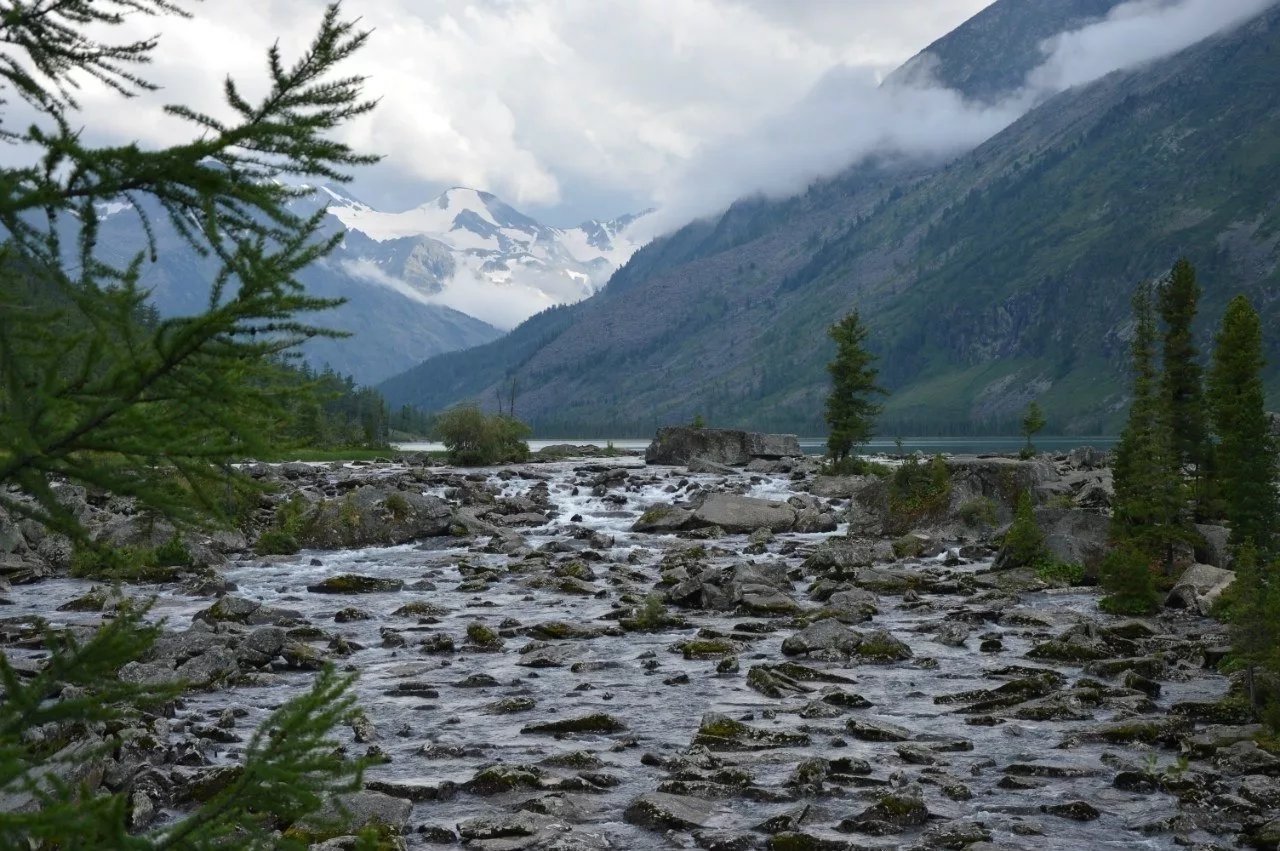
[645,427,802,467]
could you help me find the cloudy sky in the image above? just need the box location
[19,0,1277,231]
[57,0,993,225]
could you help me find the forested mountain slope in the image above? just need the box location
[382,2,1280,435]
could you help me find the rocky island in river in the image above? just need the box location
[1,428,1272,849]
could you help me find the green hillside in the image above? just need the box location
[381,3,1280,436]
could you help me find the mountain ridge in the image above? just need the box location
[378,0,1280,434]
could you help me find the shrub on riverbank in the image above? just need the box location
[435,404,531,466]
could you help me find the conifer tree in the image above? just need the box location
[824,310,886,466]
[1158,258,1212,514]
[1107,281,1185,610]
[1207,295,1279,555]
[1224,544,1280,712]
[1020,401,1047,458]
[0,1,379,841]
[0,0,377,541]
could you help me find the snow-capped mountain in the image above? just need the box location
[87,185,645,385]
[314,185,648,329]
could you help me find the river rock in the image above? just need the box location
[1166,563,1235,614]
[645,427,802,467]
[624,791,716,831]
[631,504,694,533]
[691,493,797,533]
[691,713,810,750]
[307,574,404,594]
[330,790,411,832]
[838,785,930,835]
[295,486,452,550]
[1036,508,1109,577]
[782,619,912,663]
[1214,740,1280,776]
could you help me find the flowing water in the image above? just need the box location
[3,457,1234,849]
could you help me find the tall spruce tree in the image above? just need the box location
[1208,295,1279,555]
[1158,258,1212,514]
[0,1,379,841]
[824,310,886,466]
[1106,281,1185,610]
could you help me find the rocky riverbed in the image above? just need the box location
[2,439,1277,849]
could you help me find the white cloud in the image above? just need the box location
[13,0,992,222]
[1028,0,1277,94]
[7,0,1270,236]
[639,0,1279,234]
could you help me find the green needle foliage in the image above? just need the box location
[1158,259,1212,512]
[1221,544,1280,718]
[0,0,378,542]
[1110,282,1188,568]
[1106,280,1185,612]
[0,607,365,848]
[1020,401,1046,458]
[1208,295,1279,556]
[824,310,886,466]
[0,1,378,842]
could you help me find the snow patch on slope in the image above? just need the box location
[321,186,647,329]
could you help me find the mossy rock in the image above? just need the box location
[254,529,300,556]
[307,574,404,594]
[1025,640,1113,663]
[852,630,913,663]
[392,601,449,617]
[334,607,372,623]
[892,535,929,559]
[768,834,856,851]
[520,713,627,735]
[464,764,543,796]
[678,638,741,660]
[555,561,592,580]
[692,712,810,751]
[526,621,594,640]
[483,696,537,715]
[183,765,244,803]
[1090,717,1189,745]
[57,588,111,612]
[838,787,929,834]
[465,622,504,649]
[542,751,603,769]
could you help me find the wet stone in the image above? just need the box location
[306,574,404,594]
[624,791,716,832]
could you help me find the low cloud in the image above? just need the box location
[639,0,1278,237]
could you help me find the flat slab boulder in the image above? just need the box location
[296,486,452,550]
[692,493,796,533]
[1166,563,1235,614]
[307,574,404,594]
[645,427,801,466]
[632,504,694,533]
[624,792,716,832]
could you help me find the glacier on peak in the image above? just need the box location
[319,185,648,329]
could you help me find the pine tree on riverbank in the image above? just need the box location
[1208,295,1279,557]
[0,1,379,841]
[1158,259,1213,517]
[824,310,886,467]
[1105,281,1184,613]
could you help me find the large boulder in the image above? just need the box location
[691,493,797,533]
[296,486,452,550]
[1166,563,1236,614]
[946,456,1061,515]
[848,456,1061,537]
[1037,508,1111,577]
[645,427,802,467]
[666,561,797,613]
[624,792,716,832]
